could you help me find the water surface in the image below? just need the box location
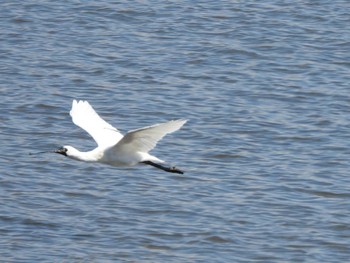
[1,1,350,262]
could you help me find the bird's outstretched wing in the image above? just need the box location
[70,100,123,148]
[112,119,187,154]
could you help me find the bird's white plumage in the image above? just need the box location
[59,100,187,172]
[70,100,123,148]
[113,119,187,154]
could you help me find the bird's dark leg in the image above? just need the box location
[141,161,184,174]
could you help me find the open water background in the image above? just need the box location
[1,1,350,262]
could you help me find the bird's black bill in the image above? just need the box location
[29,147,66,155]
[142,161,184,174]
[29,151,52,155]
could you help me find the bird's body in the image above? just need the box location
[55,100,187,174]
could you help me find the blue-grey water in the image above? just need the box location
[1,1,350,262]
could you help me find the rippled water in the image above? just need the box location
[1,0,350,262]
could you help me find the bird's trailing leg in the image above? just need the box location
[141,161,184,174]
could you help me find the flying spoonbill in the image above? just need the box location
[54,100,187,174]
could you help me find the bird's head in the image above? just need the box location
[54,146,68,156]
[54,146,79,157]
[55,146,84,161]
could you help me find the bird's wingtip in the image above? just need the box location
[176,119,188,126]
[72,99,91,108]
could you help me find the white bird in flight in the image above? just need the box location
[54,100,187,174]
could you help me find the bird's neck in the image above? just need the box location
[68,147,103,162]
